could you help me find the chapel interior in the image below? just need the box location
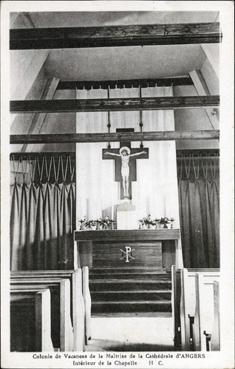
[9,10,220,352]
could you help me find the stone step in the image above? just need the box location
[91,290,171,301]
[90,280,171,291]
[91,301,172,314]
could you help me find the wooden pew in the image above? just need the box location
[82,266,91,344]
[172,267,220,351]
[211,281,220,350]
[194,273,220,351]
[11,288,54,351]
[11,269,85,351]
[171,265,182,349]
[11,279,73,351]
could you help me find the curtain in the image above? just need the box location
[177,153,219,268]
[10,154,76,270]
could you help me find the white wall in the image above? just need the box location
[76,87,180,229]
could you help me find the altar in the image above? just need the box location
[74,229,181,271]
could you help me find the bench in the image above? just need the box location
[11,269,85,350]
[172,267,220,351]
[11,288,54,351]
[11,279,73,351]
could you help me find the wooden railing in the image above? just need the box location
[172,267,220,351]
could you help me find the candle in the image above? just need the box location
[146,196,150,215]
[86,198,90,219]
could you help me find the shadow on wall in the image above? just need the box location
[12,234,74,271]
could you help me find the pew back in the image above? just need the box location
[11,289,54,352]
[11,270,85,351]
[172,267,220,351]
[11,278,73,351]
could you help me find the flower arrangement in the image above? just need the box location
[138,215,175,229]
[97,216,115,230]
[138,214,156,229]
[159,217,175,228]
[78,216,115,230]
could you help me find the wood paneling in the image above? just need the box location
[92,242,162,268]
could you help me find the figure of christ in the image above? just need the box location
[104,146,147,199]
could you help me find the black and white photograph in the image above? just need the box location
[1,1,234,368]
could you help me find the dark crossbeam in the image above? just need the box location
[10,130,219,144]
[10,96,219,114]
[10,22,221,50]
[57,77,193,90]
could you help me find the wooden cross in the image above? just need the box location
[102,129,149,200]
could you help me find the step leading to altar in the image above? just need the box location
[74,229,180,317]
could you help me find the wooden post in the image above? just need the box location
[175,238,184,269]
[72,269,85,351]
[60,279,74,351]
[172,265,181,350]
[82,266,92,344]
[74,240,79,270]
[35,290,54,351]
[178,268,191,350]
[211,281,220,350]
[194,273,202,350]
[193,273,200,351]
[181,268,191,350]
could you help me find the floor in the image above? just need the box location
[86,316,175,351]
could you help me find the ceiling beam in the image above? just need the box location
[57,77,193,90]
[10,95,219,114]
[10,130,219,144]
[10,22,221,50]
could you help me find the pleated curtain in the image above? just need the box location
[177,154,219,268]
[10,155,76,270]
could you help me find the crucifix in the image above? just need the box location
[102,129,149,200]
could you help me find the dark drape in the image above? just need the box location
[10,154,76,270]
[177,152,219,268]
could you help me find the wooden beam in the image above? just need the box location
[10,22,221,50]
[57,77,193,90]
[10,95,219,114]
[10,130,219,144]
